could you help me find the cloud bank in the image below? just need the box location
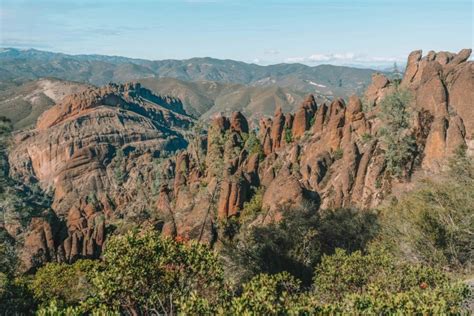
[285,52,403,66]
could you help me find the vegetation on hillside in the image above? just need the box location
[27,231,469,315]
[380,145,474,272]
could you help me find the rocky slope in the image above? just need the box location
[4,82,193,270]
[3,49,472,271]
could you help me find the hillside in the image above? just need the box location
[0,78,91,130]
[138,77,311,122]
[0,48,380,98]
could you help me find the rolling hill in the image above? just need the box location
[138,77,312,122]
[0,48,382,98]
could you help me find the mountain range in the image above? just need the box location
[0,48,383,98]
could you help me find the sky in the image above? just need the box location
[0,0,472,67]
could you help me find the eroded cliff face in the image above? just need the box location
[5,82,193,270]
[4,49,473,271]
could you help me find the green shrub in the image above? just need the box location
[377,88,416,177]
[360,132,373,144]
[333,148,343,160]
[227,206,379,286]
[186,248,469,315]
[313,247,470,314]
[91,230,224,315]
[239,187,263,223]
[36,300,84,316]
[227,272,302,315]
[31,259,99,306]
[380,150,474,271]
[244,131,264,160]
[284,127,293,143]
[0,275,37,314]
[221,216,241,240]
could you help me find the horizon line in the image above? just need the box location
[0,46,410,70]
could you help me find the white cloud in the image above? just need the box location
[264,49,280,55]
[285,52,402,65]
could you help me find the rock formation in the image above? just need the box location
[6,82,192,270]
[3,49,472,271]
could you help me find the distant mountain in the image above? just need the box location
[138,77,312,123]
[0,48,383,98]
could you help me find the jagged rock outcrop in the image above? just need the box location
[7,82,193,269]
[5,49,472,270]
[396,49,471,168]
[292,94,317,138]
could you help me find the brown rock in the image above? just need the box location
[422,117,448,171]
[365,73,391,106]
[313,103,328,134]
[403,50,423,84]
[292,106,309,138]
[262,167,306,218]
[230,111,249,134]
[446,116,466,155]
[271,109,286,150]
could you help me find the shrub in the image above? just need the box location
[284,127,293,143]
[91,230,224,315]
[227,206,379,286]
[313,247,470,314]
[377,88,416,177]
[379,149,474,271]
[360,132,373,144]
[228,272,302,315]
[0,236,37,313]
[221,216,241,240]
[244,130,264,160]
[31,259,99,306]
[239,187,263,223]
[333,148,343,160]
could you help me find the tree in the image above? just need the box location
[228,272,302,315]
[392,62,402,83]
[244,130,264,160]
[377,88,416,177]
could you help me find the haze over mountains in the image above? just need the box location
[0,48,381,97]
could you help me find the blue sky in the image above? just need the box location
[0,0,472,66]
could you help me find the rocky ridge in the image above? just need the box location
[5,82,193,270]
